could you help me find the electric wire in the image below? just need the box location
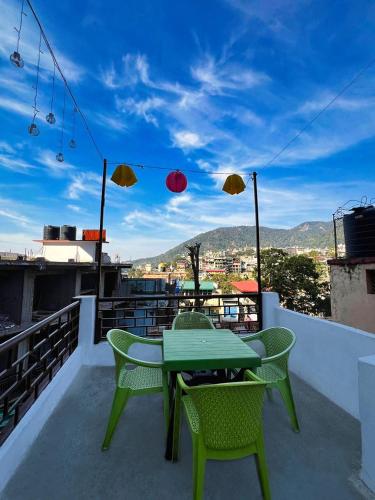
[25,0,104,161]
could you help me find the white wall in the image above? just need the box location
[262,292,375,419]
[359,354,375,492]
[42,242,97,263]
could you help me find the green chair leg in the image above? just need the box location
[172,382,182,461]
[102,387,130,450]
[277,376,300,432]
[193,440,206,500]
[162,372,170,431]
[255,434,271,500]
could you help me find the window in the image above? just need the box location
[366,270,375,294]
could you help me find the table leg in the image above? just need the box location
[165,371,177,461]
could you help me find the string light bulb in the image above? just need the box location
[10,0,26,69]
[28,123,39,136]
[46,112,56,124]
[10,51,24,68]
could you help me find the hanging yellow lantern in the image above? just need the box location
[111,164,137,187]
[222,174,246,195]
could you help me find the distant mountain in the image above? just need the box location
[132,221,342,265]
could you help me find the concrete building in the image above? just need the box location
[0,260,130,337]
[329,256,375,333]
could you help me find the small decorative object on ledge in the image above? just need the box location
[111,164,138,187]
[166,170,187,193]
[222,174,246,195]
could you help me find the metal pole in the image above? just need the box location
[95,158,107,343]
[252,172,263,330]
[333,214,338,259]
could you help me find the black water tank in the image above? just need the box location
[343,206,375,257]
[60,225,77,241]
[43,225,60,240]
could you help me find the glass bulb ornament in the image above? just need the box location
[56,152,64,162]
[69,139,76,149]
[28,123,39,136]
[10,51,24,68]
[46,112,56,125]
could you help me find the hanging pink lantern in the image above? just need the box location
[166,170,187,193]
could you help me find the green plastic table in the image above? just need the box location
[163,328,261,460]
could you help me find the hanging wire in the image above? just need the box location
[10,0,26,68]
[106,160,245,176]
[69,107,77,148]
[26,0,104,161]
[56,86,66,162]
[46,63,56,124]
[28,29,42,137]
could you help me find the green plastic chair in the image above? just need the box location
[102,329,169,450]
[172,312,215,330]
[172,371,271,500]
[242,327,300,432]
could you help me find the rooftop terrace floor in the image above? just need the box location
[3,366,367,500]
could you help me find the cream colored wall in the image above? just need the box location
[330,263,375,333]
[42,242,96,263]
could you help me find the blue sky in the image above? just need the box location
[1,0,375,259]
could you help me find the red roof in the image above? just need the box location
[230,280,258,293]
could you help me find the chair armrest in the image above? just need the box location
[134,336,163,346]
[244,369,266,383]
[261,344,293,364]
[241,332,262,343]
[176,373,190,392]
[124,353,164,369]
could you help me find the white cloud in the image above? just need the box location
[67,171,102,200]
[0,208,30,226]
[100,53,150,89]
[0,154,37,173]
[67,204,82,212]
[191,54,269,94]
[115,96,165,125]
[172,130,205,149]
[36,150,76,176]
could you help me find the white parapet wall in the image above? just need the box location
[76,295,162,366]
[262,292,375,492]
[359,354,375,493]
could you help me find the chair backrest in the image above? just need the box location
[107,329,139,380]
[186,381,266,450]
[260,327,296,372]
[172,312,214,330]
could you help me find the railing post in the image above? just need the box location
[261,292,280,329]
[74,296,96,349]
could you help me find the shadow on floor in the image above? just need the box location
[3,366,364,500]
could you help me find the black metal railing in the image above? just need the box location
[97,292,261,342]
[0,302,80,445]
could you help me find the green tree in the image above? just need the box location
[260,248,330,316]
